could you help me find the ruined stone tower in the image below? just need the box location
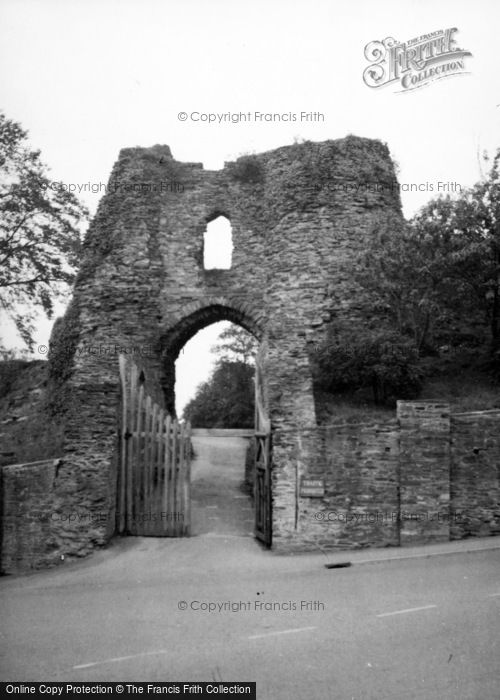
[47,135,402,557]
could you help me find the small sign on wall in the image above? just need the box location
[300,477,325,498]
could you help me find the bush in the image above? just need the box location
[0,359,28,399]
[316,331,424,406]
[227,154,265,185]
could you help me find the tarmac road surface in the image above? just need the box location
[1,437,499,699]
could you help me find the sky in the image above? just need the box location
[0,0,498,412]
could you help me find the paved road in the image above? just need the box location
[1,438,499,699]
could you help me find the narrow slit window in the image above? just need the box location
[203,215,232,269]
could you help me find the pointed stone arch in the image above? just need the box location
[158,298,266,415]
[160,298,265,360]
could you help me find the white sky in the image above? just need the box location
[0,0,498,412]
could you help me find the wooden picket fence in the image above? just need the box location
[117,355,191,537]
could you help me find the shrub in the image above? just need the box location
[0,359,28,399]
[227,154,265,185]
[316,331,424,406]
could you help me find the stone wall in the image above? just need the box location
[274,403,500,553]
[2,403,500,571]
[450,411,500,539]
[398,402,451,544]
[0,458,112,573]
[0,457,117,574]
[290,421,400,552]
[1,460,60,573]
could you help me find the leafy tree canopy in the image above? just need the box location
[351,149,500,356]
[317,148,500,402]
[315,327,423,406]
[211,324,258,364]
[0,112,88,349]
[182,360,255,428]
[182,325,257,427]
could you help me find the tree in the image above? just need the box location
[182,360,255,427]
[352,151,500,357]
[315,327,423,405]
[403,151,500,355]
[318,151,500,403]
[182,324,257,427]
[437,150,500,352]
[211,324,258,364]
[0,112,88,349]
[352,211,455,355]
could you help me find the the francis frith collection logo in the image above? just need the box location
[363,28,472,92]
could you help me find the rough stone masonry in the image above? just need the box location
[6,135,497,573]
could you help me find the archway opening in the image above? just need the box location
[175,321,258,538]
[176,321,257,423]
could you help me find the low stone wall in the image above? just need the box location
[1,459,62,573]
[1,457,112,574]
[2,403,499,570]
[273,420,400,553]
[289,421,400,551]
[274,402,500,553]
[398,402,451,545]
[450,411,500,539]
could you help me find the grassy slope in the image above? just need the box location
[315,354,500,425]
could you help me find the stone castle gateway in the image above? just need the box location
[46,135,404,554]
[2,136,499,573]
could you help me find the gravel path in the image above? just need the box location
[190,436,254,537]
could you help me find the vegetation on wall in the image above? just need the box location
[227,154,265,185]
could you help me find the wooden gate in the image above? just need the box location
[254,356,272,547]
[117,355,191,537]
